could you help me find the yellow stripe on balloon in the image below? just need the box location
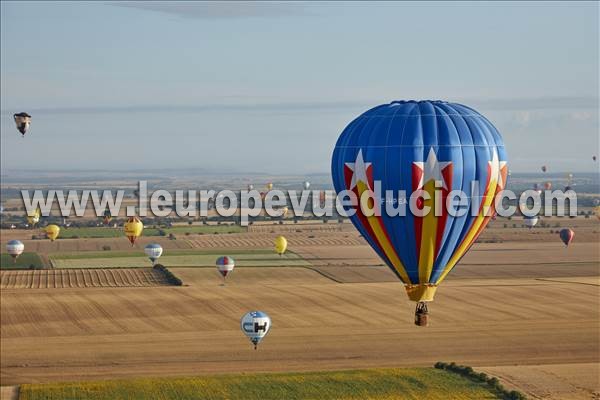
[356,181,412,284]
[435,176,498,284]
[418,180,438,283]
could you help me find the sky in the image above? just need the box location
[1,1,598,175]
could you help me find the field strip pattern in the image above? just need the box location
[0,268,170,289]
[185,234,364,248]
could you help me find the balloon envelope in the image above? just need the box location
[559,229,574,246]
[6,240,24,260]
[27,208,41,226]
[331,100,508,302]
[124,217,143,246]
[240,311,271,349]
[523,216,539,228]
[144,243,163,263]
[274,236,287,255]
[13,112,31,135]
[45,224,60,241]
[216,256,235,277]
[303,181,310,190]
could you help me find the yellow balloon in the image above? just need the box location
[45,224,60,241]
[124,217,144,246]
[274,236,287,256]
[281,206,289,218]
[27,208,41,226]
[266,182,273,191]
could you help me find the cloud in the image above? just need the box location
[111,1,312,19]
[465,96,599,111]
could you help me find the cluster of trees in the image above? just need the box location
[434,362,527,400]
[153,264,182,286]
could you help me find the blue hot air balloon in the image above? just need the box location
[331,100,508,326]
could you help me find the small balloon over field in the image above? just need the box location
[26,208,41,227]
[559,229,574,246]
[144,243,163,265]
[124,217,143,246]
[102,210,112,225]
[524,216,539,229]
[45,224,60,241]
[216,256,235,283]
[240,311,271,350]
[6,240,24,263]
[274,236,287,256]
[303,181,311,190]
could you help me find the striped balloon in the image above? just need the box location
[6,240,25,263]
[144,243,163,265]
[332,100,508,306]
[216,256,235,279]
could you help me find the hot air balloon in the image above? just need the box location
[559,228,574,246]
[594,206,600,220]
[102,210,112,225]
[523,215,539,229]
[331,100,508,326]
[266,183,273,191]
[541,165,547,173]
[564,173,575,191]
[6,240,24,263]
[274,236,287,256]
[247,184,254,191]
[544,182,552,190]
[303,181,311,190]
[124,216,143,246]
[593,155,597,162]
[144,243,163,265]
[45,224,60,241]
[216,256,235,283]
[26,208,41,227]
[280,206,289,218]
[13,112,31,136]
[240,311,271,350]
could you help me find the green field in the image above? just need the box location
[0,252,45,270]
[56,225,245,239]
[50,249,308,269]
[18,368,501,400]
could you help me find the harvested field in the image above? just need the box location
[184,232,365,249]
[0,268,170,289]
[50,251,309,269]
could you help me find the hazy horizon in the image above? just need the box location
[1,2,599,174]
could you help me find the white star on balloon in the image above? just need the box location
[489,149,507,189]
[413,148,452,190]
[345,150,372,190]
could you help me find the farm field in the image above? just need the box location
[16,368,500,400]
[0,253,45,270]
[1,224,599,400]
[0,268,171,289]
[49,249,309,269]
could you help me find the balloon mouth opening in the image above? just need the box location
[405,284,438,302]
